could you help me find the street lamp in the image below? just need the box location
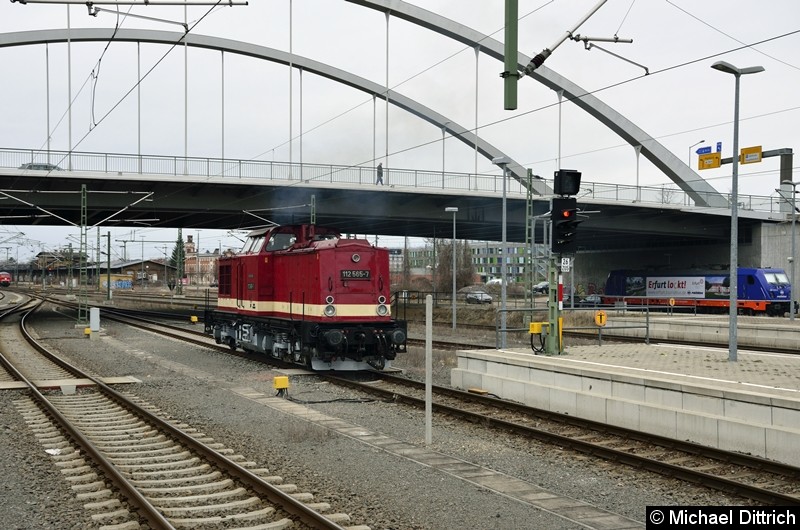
[445,206,458,329]
[781,180,799,321]
[492,156,511,349]
[711,60,764,362]
[689,139,705,167]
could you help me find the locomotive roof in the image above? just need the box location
[245,224,342,239]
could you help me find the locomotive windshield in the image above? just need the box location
[764,272,790,285]
[242,235,266,254]
[266,233,296,251]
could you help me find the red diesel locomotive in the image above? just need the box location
[0,271,11,287]
[204,224,407,370]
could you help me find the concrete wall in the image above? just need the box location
[571,220,796,293]
[452,350,800,466]
[755,222,795,270]
[572,243,732,294]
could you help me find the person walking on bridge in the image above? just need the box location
[376,163,384,185]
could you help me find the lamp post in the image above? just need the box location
[689,139,705,167]
[711,60,764,362]
[445,207,458,329]
[492,156,511,349]
[781,180,799,321]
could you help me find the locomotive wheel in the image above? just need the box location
[227,336,237,351]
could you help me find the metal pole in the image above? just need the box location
[689,140,704,167]
[163,245,168,289]
[635,145,642,202]
[474,46,479,187]
[501,165,508,348]
[425,294,432,445]
[221,50,225,164]
[503,0,518,110]
[729,73,741,362]
[783,180,799,321]
[712,60,764,362]
[196,231,201,290]
[137,42,141,174]
[289,0,293,177]
[793,189,797,321]
[446,207,458,329]
[385,11,390,173]
[67,6,72,171]
[184,5,188,175]
[442,126,445,189]
[46,44,50,161]
[106,232,111,301]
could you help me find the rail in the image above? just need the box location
[1,147,784,213]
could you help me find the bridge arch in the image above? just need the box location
[0,28,549,195]
[346,0,727,208]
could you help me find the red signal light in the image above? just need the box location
[561,209,573,219]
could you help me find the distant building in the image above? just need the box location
[391,240,546,287]
[184,234,220,286]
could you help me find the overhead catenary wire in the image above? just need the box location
[271,22,800,188]
[33,2,799,189]
[14,3,799,219]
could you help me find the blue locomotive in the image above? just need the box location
[604,267,792,316]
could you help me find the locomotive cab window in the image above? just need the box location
[243,235,265,254]
[266,233,296,251]
[764,272,790,285]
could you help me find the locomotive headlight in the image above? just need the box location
[351,253,361,263]
[378,295,386,304]
[324,304,336,317]
[326,295,335,304]
[376,304,389,316]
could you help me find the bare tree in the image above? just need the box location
[436,239,475,292]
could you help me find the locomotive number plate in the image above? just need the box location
[341,270,370,280]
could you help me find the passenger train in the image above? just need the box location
[204,224,407,370]
[603,267,793,316]
[0,271,11,288]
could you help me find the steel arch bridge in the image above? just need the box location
[0,0,728,207]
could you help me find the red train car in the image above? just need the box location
[204,224,407,370]
[0,271,11,288]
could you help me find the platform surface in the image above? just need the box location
[501,342,800,401]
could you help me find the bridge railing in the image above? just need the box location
[0,147,782,214]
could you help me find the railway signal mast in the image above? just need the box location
[546,170,582,354]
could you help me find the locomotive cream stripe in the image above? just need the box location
[217,298,392,318]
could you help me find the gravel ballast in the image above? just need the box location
[0,307,749,529]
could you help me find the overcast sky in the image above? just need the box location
[1,0,798,262]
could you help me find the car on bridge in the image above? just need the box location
[19,163,63,171]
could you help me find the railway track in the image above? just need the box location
[21,287,800,355]
[324,372,800,506]
[1,300,365,529]
[24,295,800,506]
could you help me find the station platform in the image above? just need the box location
[593,313,800,350]
[450,342,800,467]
